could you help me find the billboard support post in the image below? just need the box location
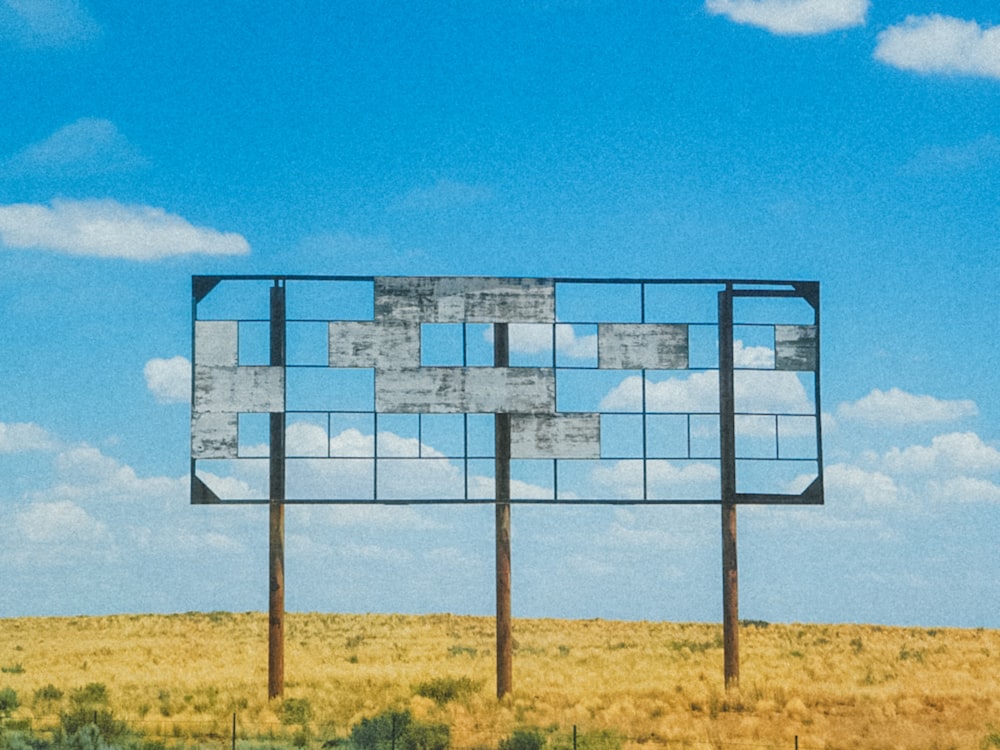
[718,286,739,689]
[494,322,513,699]
[268,281,286,700]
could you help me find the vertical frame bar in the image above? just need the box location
[268,280,286,699]
[494,322,513,699]
[718,286,740,689]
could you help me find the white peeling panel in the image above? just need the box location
[775,325,817,371]
[375,277,555,323]
[376,367,555,413]
[195,320,238,366]
[597,324,688,369]
[329,321,420,368]
[191,411,238,458]
[194,365,285,413]
[511,414,600,459]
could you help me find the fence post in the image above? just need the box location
[573,725,577,750]
[795,736,799,750]
[232,713,237,750]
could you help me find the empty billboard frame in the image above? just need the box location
[191,276,824,507]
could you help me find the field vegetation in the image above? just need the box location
[1,612,999,750]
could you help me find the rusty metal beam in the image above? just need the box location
[494,322,513,700]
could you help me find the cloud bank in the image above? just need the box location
[705,0,868,36]
[0,199,250,260]
[875,15,1000,79]
[837,388,977,425]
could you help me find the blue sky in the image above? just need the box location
[0,0,998,628]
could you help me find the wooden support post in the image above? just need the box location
[718,287,740,690]
[494,322,513,699]
[721,502,739,688]
[268,281,286,700]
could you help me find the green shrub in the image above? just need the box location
[0,730,46,750]
[64,724,109,750]
[69,684,109,710]
[350,710,410,750]
[401,722,449,750]
[281,698,313,726]
[349,710,449,750]
[0,688,19,716]
[58,708,127,741]
[499,729,545,750]
[413,677,481,706]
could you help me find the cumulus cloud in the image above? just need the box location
[705,0,868,36]
[0,199,250,260]
[29,443,187,505]
[484,323,597,360]
[309,504,444,531]
[837,388,977,425]
[878,432,1000,476]
[733,339,774,368]
[14,500,111,545]
[4,118,148,176]
[600,369,813,415]
[144,356,191,404]
[927,476,1000,504]
[0,421,58,452]
[0,0,102,48]
[591,459,720,501]
[875,14,1000,79]
[826,463,899,507]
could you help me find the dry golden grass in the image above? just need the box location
[2,612,999,750]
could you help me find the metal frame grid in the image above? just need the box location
[190,275,823,505]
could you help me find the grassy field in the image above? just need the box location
[1,612,999,750]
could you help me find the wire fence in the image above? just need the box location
[4,714,821,750]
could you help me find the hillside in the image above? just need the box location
[1,613,998,750]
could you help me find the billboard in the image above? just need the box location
[191,276,822,505]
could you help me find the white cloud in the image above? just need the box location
[0,0,102,48]
[601,371,718,412]
[0,199,250,260]
[31,443,187,505]
[705,0,868,36]
[144,356,190,404]
[875,15,1000,79]
[927,476,1000,504]
[878,432,1000,476]
[4,118,148,176]
[309,504,444,531]
[599,369,813,415]
[734,340,774,368]
[591,459,720,500]
[14,500,112,547]
[826,463,899,507]
[394,179,494,211]
[483,323,598,360]
[0,421,58,452]
[837,388,977,425]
